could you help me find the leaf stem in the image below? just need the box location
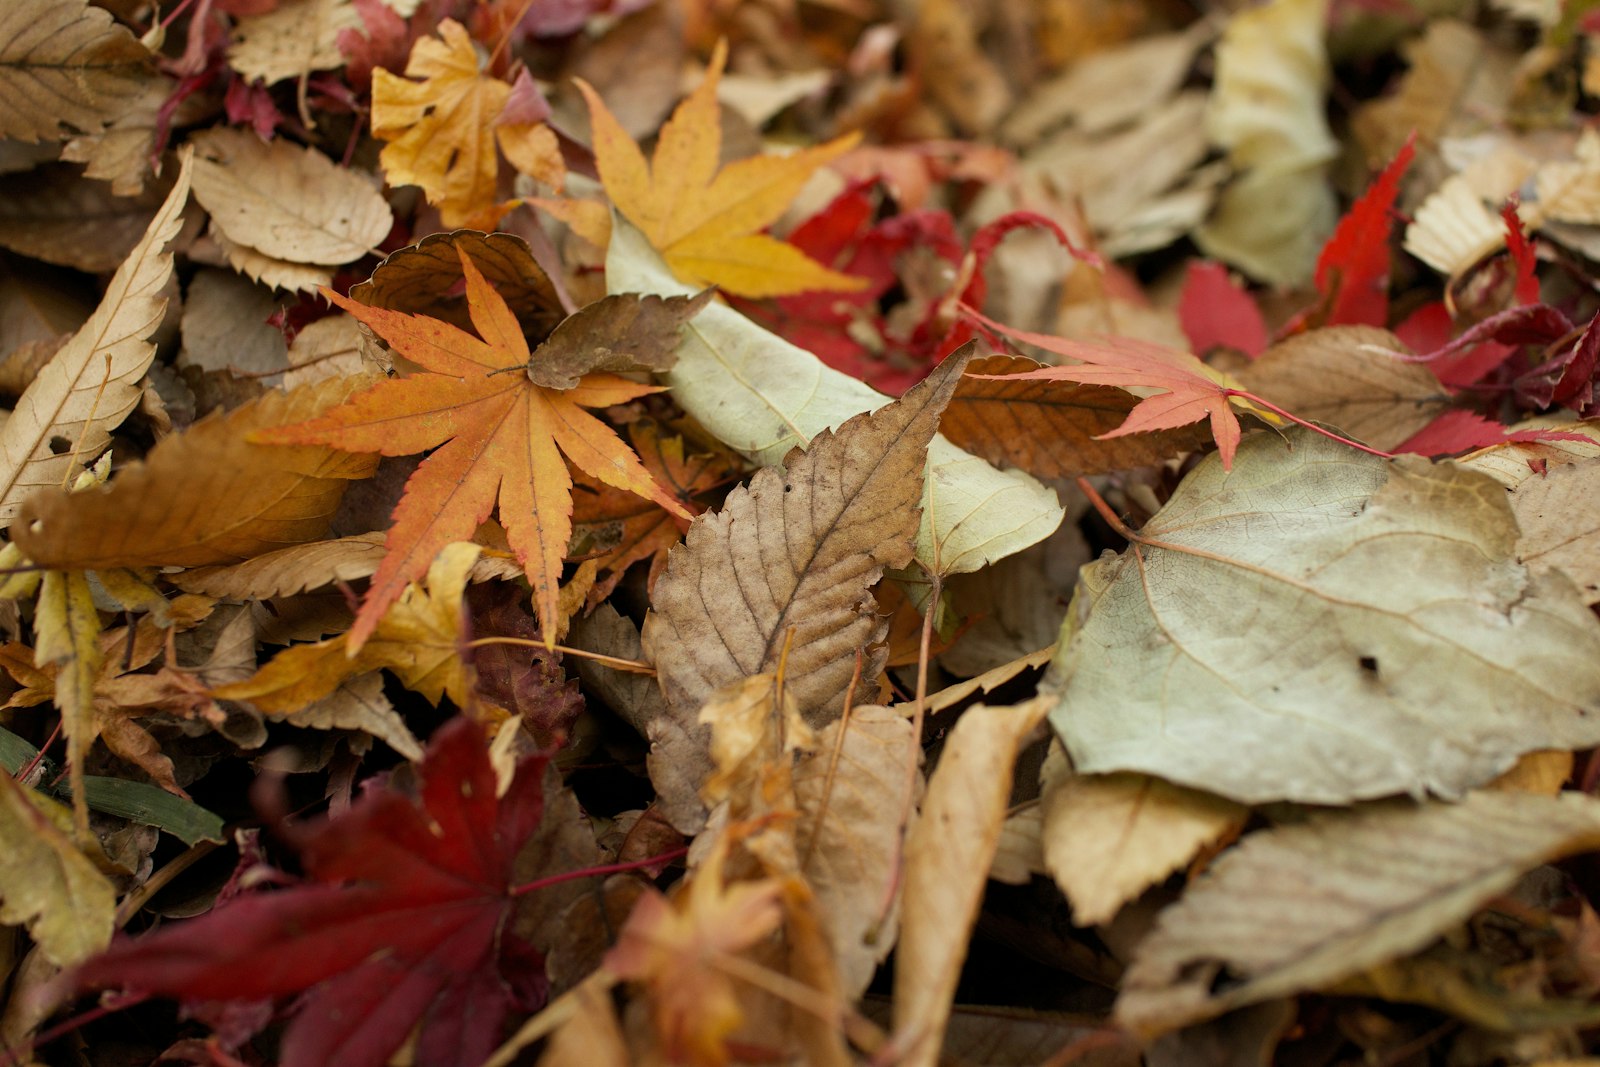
[1223,389,1398,460]
[507,846,687,897]
[461,636,655,674]
[1074,477,1142,543]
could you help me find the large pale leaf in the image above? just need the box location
[641,353,963,826]
[606,218,1063,576]
[893,696,1050,1067]
[0,773,114,967]
[1116,791,1600,1037]
[0,0,154,143]
[0,150,191,525]
[14,376,380,569]
[1050,426,1600,805]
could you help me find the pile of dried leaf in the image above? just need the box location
[7,0,1600,1065]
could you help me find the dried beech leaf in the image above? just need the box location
[894,697,1050,1067]
[1042,770,1245,926]
[1234,327,1449,451]
[1116,792,1600,1038]
[211,226,334,293]
[1403,175,1507,277]
[190,128,393,266]
[527,291,708,390]
[272,671,423,762]
[0,0,154,144]
[14,375,380,569]
[945,354,1207,479]
[0,150,191,526]
[792,705,917,998]
[1464,443,1600,604]
[1052,427,1600,805]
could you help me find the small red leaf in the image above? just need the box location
[1179,261,1268,358]
[1314,137,1415,327]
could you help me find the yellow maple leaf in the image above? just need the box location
[574,41,868,298]
[372,20,562,228]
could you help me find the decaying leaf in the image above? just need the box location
[1116,791,1600,1037]
[641,349,964,824]
[227,0,362,87]
[1041,768,1245,926]
[14,375,381,569]
[0,773,115,967]
[1050,426,1600,804]
[1464,434,1600,604]
[190,128,393,269]
[0,150,191,524]
[0,0,154,144]
[894,696,1051,1067]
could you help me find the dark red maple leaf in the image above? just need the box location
[74,717,550,1067]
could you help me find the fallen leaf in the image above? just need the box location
[0,163,169,273]
[1041,770,1245,926]
[14,375,380,569]
[1233,326,1449,451]
[76,715,553,1067]
[271,671,423,761]
[606,218,1064,575]
[1050,426,1600,804]
[1177,261,1268,358]
[212,542,482,715]
[640,350,964,824]
[1464,449,1600,603]
[944,353,1210,478]
[1194,0,1338,286]
[190,127,393,268]
[0,150,191,524]
[59,75,189,197]
[578,41,866,298]
[792,704,918,997]
[227,0,362,86]
[0,773,114,967]
[893,696,1050,1067]
[964,307,1255,468]
[1310,138,1415,328]
[372,19,547,226]
[1116,792,1600,1037]
[0,0,155,143]
[257,247,692,649]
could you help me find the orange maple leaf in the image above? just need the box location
[964,306,1272,469]
[257,250,692,651]
[570,40,870,298]
[373,20,563,228]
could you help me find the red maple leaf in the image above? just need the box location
[1312,136,1415,327]
[74,717,549,1067]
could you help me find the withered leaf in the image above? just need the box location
[0,163,169,273]
[0,0,155,144]
[528,291,709,390]
[945,353,1208,478]
[640,350,966,823]
[15,375,381,569]
[1117,791,1600,1038]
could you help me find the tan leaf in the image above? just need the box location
[60,75,193,196]
[792,704,917,998]
[1484,749,1574,794]
[1050,426,1600,805]
[285,313,367,387]
[904,0,1011,136]
[893,696,1050,1067]
[35,568,102,834]
[699,674,813,809]
[1116,792,1600,1038]
[943,354,1208,479]
[14,375,380,569]
[1234,327,1450,450]
[1403,175,1507,277]
[0,163,168,273]
[1350,20,1498,165]
[535,972,630,1067]
[1463,451,1600,604]
[177,269,288,380]
[0,0,155,143]
[0,774,114,967]
[226,0,361,86]
[641,351,966,825]
[1042,770,1246,926]
[211,227,334,293]
[0,151,190,525]
[273,672,422,763]
[190,128,393,266]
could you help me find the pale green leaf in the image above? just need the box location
[1050,426,1600,805]
[605,217,1063,576]
[0,773,115,967]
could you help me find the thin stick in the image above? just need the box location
[1225,389,1398,460]
[115,840,223,927]
[461,635,655,674]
